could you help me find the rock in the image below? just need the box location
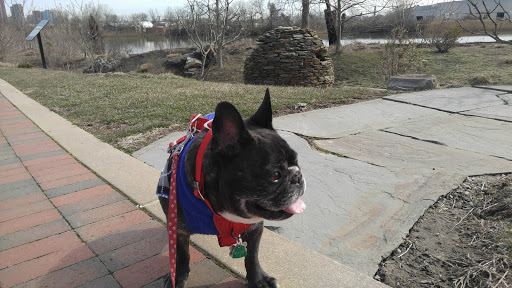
[83,67,94,74]
[162,58,184,69]
[184,57,202,70]
[387,74,437,91]
[83,58,121,74]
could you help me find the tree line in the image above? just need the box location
[1,0,510,72]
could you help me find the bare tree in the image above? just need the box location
[302,0,310,28]
[42,8,83,69]
[63,1,110,71]
[4,0,36,51]
[456,0,511,44]
[148,8,160,25]
[324,0,390,54]
[391,0,419,30]
[130,12,149,26]
[268,2,280,29]
[0,24,17,61]
[179,0,245,75]
[250,0,266,30]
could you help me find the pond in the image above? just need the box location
[103,33,512,55]
[103,35,195,54]
[335,34,512,45]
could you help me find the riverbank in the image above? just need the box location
[106,41,512,89]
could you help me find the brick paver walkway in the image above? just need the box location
[0,94,245,288]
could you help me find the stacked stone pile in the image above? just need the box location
[244,27,334,88]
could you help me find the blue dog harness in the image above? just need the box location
[156,113,251,243]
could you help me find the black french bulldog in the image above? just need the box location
[159,88,306,288]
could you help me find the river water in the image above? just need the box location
[104,34,512,55]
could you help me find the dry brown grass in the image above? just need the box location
[501,56,512,64]
[138,63,154,73]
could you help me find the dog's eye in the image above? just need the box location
[270,171,281,182]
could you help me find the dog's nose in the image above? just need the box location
[288,166,302,185]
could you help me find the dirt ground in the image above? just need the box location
[375,174,512,288]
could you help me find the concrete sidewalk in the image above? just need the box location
[0,78,389,288]
[0,94,246,288]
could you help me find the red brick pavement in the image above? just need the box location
[0,95,247,287]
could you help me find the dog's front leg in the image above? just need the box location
[244,222,279,288]
[175,231,191,288]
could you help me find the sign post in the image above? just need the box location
[25,20,49,69]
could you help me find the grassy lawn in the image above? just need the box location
[1,41,511,153]
[423,43,512,85]
[0,68,387,153]
[330,43,512,88]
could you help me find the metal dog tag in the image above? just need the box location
[229,239,247,258]
[230,244,247,258]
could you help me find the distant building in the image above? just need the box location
[136,21,153,33]
[10,3,24,24]
[0,0,7,24]
[32,10,42,22]
[410,0,512,21]
[41,10,53,22]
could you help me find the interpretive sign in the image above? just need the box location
[25,20,50,69]
[26,20,49,41]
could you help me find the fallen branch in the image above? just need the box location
[398,243,413,258]
[492,270,508,288]
[451,208,475,231]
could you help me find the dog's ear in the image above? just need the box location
[211,102,252,153]
[249,88,273,130]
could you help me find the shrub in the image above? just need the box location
[501,57,512,64]
[380,28,424,81]
[139,63,154,73]
[17,61,33,69]
[468,75,491,85]
[425,22,461,53]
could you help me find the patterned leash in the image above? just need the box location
[167,115,212,288]
[168,152,179,288]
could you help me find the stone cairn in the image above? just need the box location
[244,27,334,88]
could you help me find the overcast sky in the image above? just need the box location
[6,0,188,16]
[6,0,452,17]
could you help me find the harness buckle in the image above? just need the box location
[203,119,213,130]
[193,182,205,201]
[189,114,202,135]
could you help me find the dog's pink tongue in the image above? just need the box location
[284,198,306,214]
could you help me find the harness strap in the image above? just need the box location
[193,129,212,203]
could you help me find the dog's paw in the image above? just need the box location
[249,275,279,288]
[162,273,188,288]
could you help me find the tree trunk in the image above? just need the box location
[216,0,223,68]
[335,12,345,54]
[301,0,310,28]
[334,0,341,54]
[324,3,337,46]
